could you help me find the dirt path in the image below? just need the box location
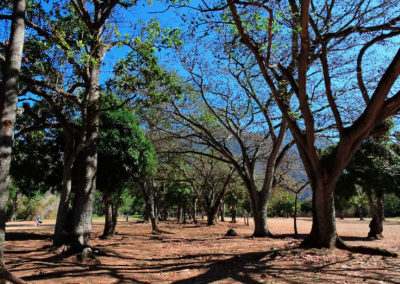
[4,217,400,283]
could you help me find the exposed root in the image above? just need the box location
[48,244,70,254]
[0,266,27,284]
[335,237,397,257]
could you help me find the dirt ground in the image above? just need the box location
[4,217,400,283]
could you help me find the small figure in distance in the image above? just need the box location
[34,215,42,227]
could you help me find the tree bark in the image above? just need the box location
[252,197,270,237]
[368,194,384,239]
[192,197,197,224]
[220,201,225,222]
[358,205,364,221]
[294,193,298,236]
[206,210,218,226]
[102,189,113,238]
[0,0,25,265]
[70,145,97,250]
[53,131,74,247]
[7,193,18,222]
[142,180,159,232]
[304,180,337,248]
[231,201,237,223]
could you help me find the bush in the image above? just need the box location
[385,194,400,217]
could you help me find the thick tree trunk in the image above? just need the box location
[102,189,113,238]
[304,180,337,248]
[206,210,218,226]
[70,145,97,251]
[368,194,384,239]
[251,193,271,237]
[0,0,25,266]
[53,133,74,247]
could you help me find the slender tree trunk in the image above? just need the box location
[220,201,225,222]
[7,193,18,222]
[0,0,25,266]
[192,197,197,224]
[102,189,113,238]
[231,201,237,223]
[368,194,384,239]
[358,205,364,221]
[294,193,298,236]
[142,180,159,232]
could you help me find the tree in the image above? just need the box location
[178,154,235,226]
[208,0,400,253]
[97,106,157,238]
[337,138,400,238]
[0,0,27,282]
[165,64,293,236]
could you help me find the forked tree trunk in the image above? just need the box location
[0,0,25,268]
[102,187,123,238]
[142,180,159,232]
[368,194,384,239]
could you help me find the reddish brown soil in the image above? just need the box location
[4,217,400,283]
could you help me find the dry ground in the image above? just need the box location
[4,217,400,283]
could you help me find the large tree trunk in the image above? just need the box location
[206,210,218,226]
[69,44,102,250]
[70,145,97,251]
[251,191,271,237]
[53,131,74,247]
[304,180,337,248]
[0,0,25,266]
[252,199,270,237]
[368,194,384,239]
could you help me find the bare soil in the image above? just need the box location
[4,217,400,283]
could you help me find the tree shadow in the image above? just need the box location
[6,232,52,241]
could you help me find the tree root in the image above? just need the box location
[335,237,397,257]
[0,266,27,284]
